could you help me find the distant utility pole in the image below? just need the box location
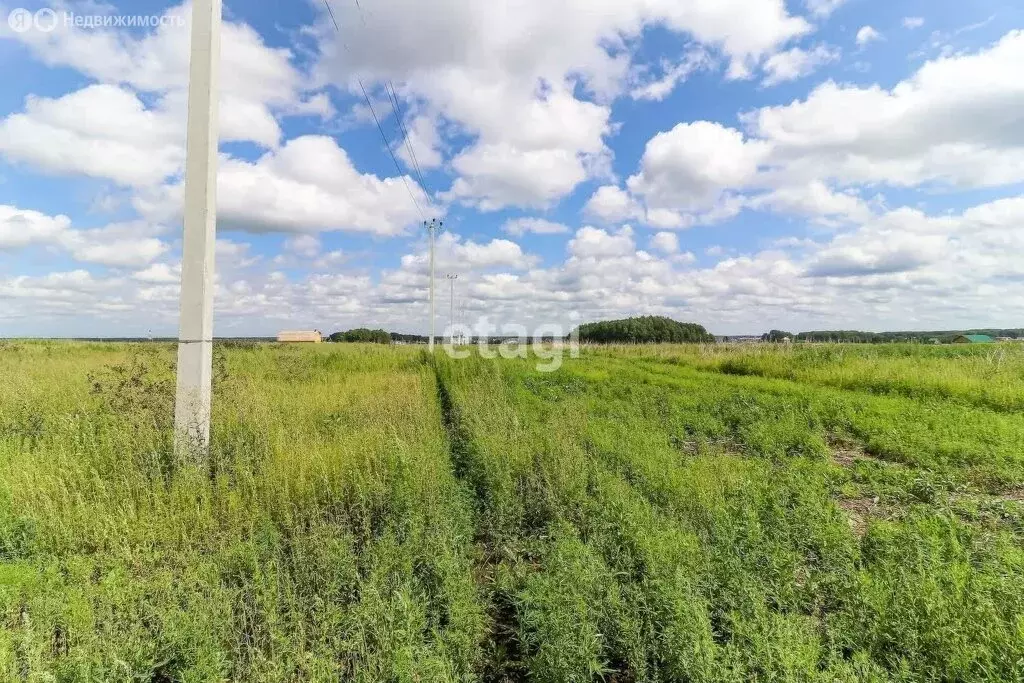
[447,273,458,344]
[460,299,467,344]
[426,219,442,350]
[173,0,222,457]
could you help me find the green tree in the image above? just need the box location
[761,330,794,343]
[574,316,714,344]
[329,328,392,344]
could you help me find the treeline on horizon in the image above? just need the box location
[34,322,1024,346]
[574,316,715,344]
[329,317,716,345]
[328,329,536,344]
[760,328,1024,343]
[328,321,1024,346]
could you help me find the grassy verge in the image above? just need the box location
[0,342,484,681]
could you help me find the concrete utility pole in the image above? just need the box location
[426,219,441,351]
[447,273,458,344]
[174,0,222,457]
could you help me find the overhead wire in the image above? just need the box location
[320,0,428,220]
[339,0,432,208]
[384,80,429,193]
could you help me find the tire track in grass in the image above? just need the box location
[429,355,528,682]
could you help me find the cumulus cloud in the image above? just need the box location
[806,232,947,277]
[315,0,809,208]
[0,205,168,267]
[902,17,925,30]
[856,26,883,47]
[285,235,323,258]
[626,121,768,214]
[0,205,71,248]
[8,197,1024,336]
[136,136,430,236]
[748,182,873,223]
[0,85,182,187]
[556,29,1023,235]
[217,136,429,235]
[133,263,181,284]
[762,44,840,86]
[60,224,169,268]
[4,3,1024,337]
[630,49,712,101]
[805,0,848,18]
[3,2,327,148]
[584,185,645,224]
[502,218,571,236]
[747,30,1024,189]
[398,232,539,278]
[445,142,591,211]
[394,114,444,170]
[569,225,636,259]
[649,232,680,254]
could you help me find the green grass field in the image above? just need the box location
[1,341,1022,682]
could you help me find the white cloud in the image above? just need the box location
[9,197,1024,337]
[285,235,323,258]
[0,205,71,248]
[213,136,428,236]
[902,17,925,30]
[61,231,168,268]
[762,44,840,86]
[315,0,809,208]
[856,26,883,47]
[0,205,168,267]
[747,30,1024,189]
[650,231,680,254]
[395,114,444,170]
[645,208,691,229]
[626,121,768,212]
[502,218,571,236]
[576,31,1024,234]
[396,233,539,280]
[630,49,711,101]
[133,263,181,284]
[568,225,636,259]
[129,132,431,236]
[748,182,873,223]
[584,185,644,224]
[805,0,848,18]
[4,2,325,149]
[806,231,947,277]
[6,3,1024,337]
[446,142,590,211]
[0,85,182,187]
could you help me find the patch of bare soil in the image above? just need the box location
[998,487,1024,503]
[837,496,881,537]
[827,435,891,469]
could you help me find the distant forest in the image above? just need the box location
[761,329,1024,343]
[325,323,1024,347]
[329,317,716,345]
[329,328,392,344]
[575,316,714,344]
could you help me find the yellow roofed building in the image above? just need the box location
[277,330,322,343]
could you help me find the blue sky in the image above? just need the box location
[1,0,1022,337]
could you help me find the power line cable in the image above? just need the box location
[322,0,340,31]
[357,79,426,220]
[385,80,429,193]
[341,0,431,204]
[320,0,427,220]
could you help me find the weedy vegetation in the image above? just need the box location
[0,341,1021,681]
